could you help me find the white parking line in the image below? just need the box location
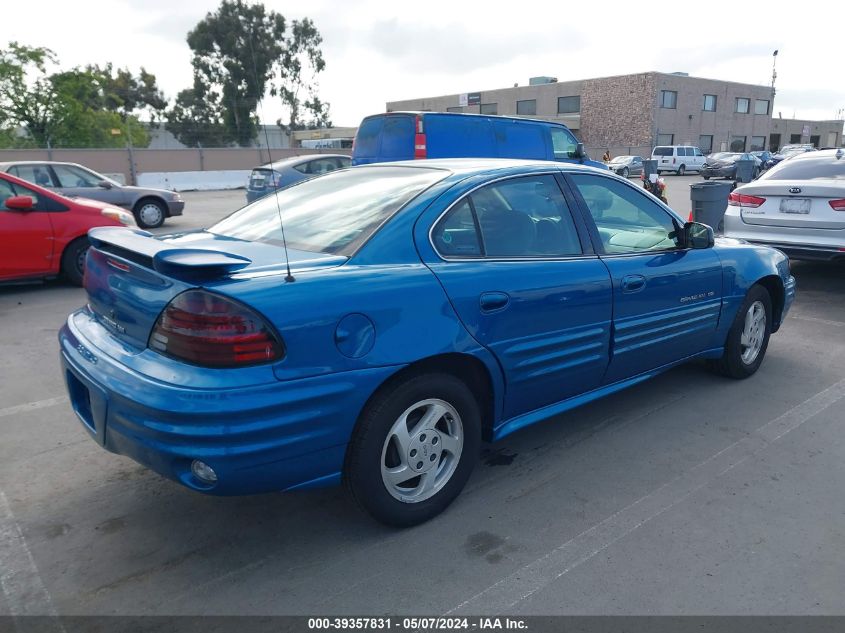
[0,397,68,419]
[0,490,64,629]
[446,378,845,615]
[790,314,845,328]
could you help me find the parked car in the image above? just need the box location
[352,112,606,170]
[701,152,762,180]
[751,151,774,170]
[723,148,845,262]
[0,161,184,229]
[59,159,795,526]
[652,145,706,175]
[0,171,134,285]
[768,146,817,168]
[607,155,643,177]
[246,154,351,203]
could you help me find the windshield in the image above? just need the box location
[209,166,447,255]
[609,156,630,163]
[709,152,733,161]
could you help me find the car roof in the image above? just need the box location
[0,160,84,168]
[361,111,573,128]
[258,154,351,170]
[354,157,610,177]
[787,148,845,162]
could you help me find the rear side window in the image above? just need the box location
[432,175,582,258]
[762,157,845,181]
[8,165,55,188]
[653,147,673,156]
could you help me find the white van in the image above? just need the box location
[652,145,706,175]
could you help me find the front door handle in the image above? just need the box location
[621,275,646,293]
[479,291,510,313]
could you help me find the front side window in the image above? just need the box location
[550,127,579,160]
[557,96,581,114]
[570,174,680,255]
[703,94,717,112]
[51,165,104,188]
[516,99,536,116]
[754,99,770,115]
[660,90,677,109]
[0,177,50,209]
[431,175,582,258]
[735,98,750,114]
[211,166,446,256]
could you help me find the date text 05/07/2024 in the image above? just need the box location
[307,617,528,630]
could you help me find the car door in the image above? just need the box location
[0,177,54,280]
[566,172,724,384]
[422,172,613,421]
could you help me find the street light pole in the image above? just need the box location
[771,50,778,100]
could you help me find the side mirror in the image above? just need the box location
[5,196,34,211]
[96,180,113,189]
[684,221,714,249]
[575,142,586,161]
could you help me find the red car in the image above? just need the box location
[0,171,134,285]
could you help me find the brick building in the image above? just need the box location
[386,72,844,156]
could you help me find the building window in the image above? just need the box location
[446,106,463,113]
[735,98,750,114]
[699,135,713,153]
[730,136,746,152]
[750,136,766,151]
[702,94,717,112]
[657,133,674,145]
[660,90,677,109]
[754,99,770,115]
[516,99,536,116]
[557,96,580,114]
[789,134,801,143]
[480,103,497,115]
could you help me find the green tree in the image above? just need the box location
[181,0,330,146]
[165,83,234,148]
[0,43,62,146]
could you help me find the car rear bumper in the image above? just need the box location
[744,242,845,262]
[166,200,185,217]
[59,315,399,496]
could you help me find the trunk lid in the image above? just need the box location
[84,227,345,350]
[736,180,845,230]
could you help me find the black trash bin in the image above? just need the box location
[735,155,757,184]
[689,181,732,234]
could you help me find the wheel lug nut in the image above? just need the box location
[410,449,417,457]
[432,437,438,445]
[416,462,423,469]
[420,434,426,442]
[430,454,436,462]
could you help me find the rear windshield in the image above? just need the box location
[209,167,447,255]
[761,157,845,181]
[653,147,673,156]
[353,117,384,158]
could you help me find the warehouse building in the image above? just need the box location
[386,72,843,156]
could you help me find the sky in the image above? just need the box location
[6,0,845,127]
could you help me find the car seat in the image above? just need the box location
[479,208,535,256]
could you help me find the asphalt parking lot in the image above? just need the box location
[1,179,844,617]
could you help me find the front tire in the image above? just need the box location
[345,373,481,527]
[133,199,166,229]
[621,167,629,178]
[710,285,772,379]
[61,237,89,286]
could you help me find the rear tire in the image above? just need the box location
[61,237,89,286]
[710,285,772,379]
[677,165,686,176]
[703,175,710,180]
[345,373,481,527]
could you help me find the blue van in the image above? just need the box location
[352,111,605,169]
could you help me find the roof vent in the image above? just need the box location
[529,76,558,85]
[670,72,689,76]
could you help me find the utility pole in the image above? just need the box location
[771,50,778,100]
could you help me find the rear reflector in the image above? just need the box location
[149,290,284,368]
[729,192,766,208]
[829,199,845,211]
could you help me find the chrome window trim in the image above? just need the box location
[427,171,590,262]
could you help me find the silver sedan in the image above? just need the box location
[607,155,644,178]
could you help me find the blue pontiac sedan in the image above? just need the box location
[59,160,796,526]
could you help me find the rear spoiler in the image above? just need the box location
[88,227,252,279]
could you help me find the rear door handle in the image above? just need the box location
[479,291,510,313]
[621,275,646,293]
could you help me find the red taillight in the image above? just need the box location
[414,115,426,159]
[829,199,845,211]
[728,192,766,208]
[149,290,284,368]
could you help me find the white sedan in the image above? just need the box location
[723,148,845,262]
